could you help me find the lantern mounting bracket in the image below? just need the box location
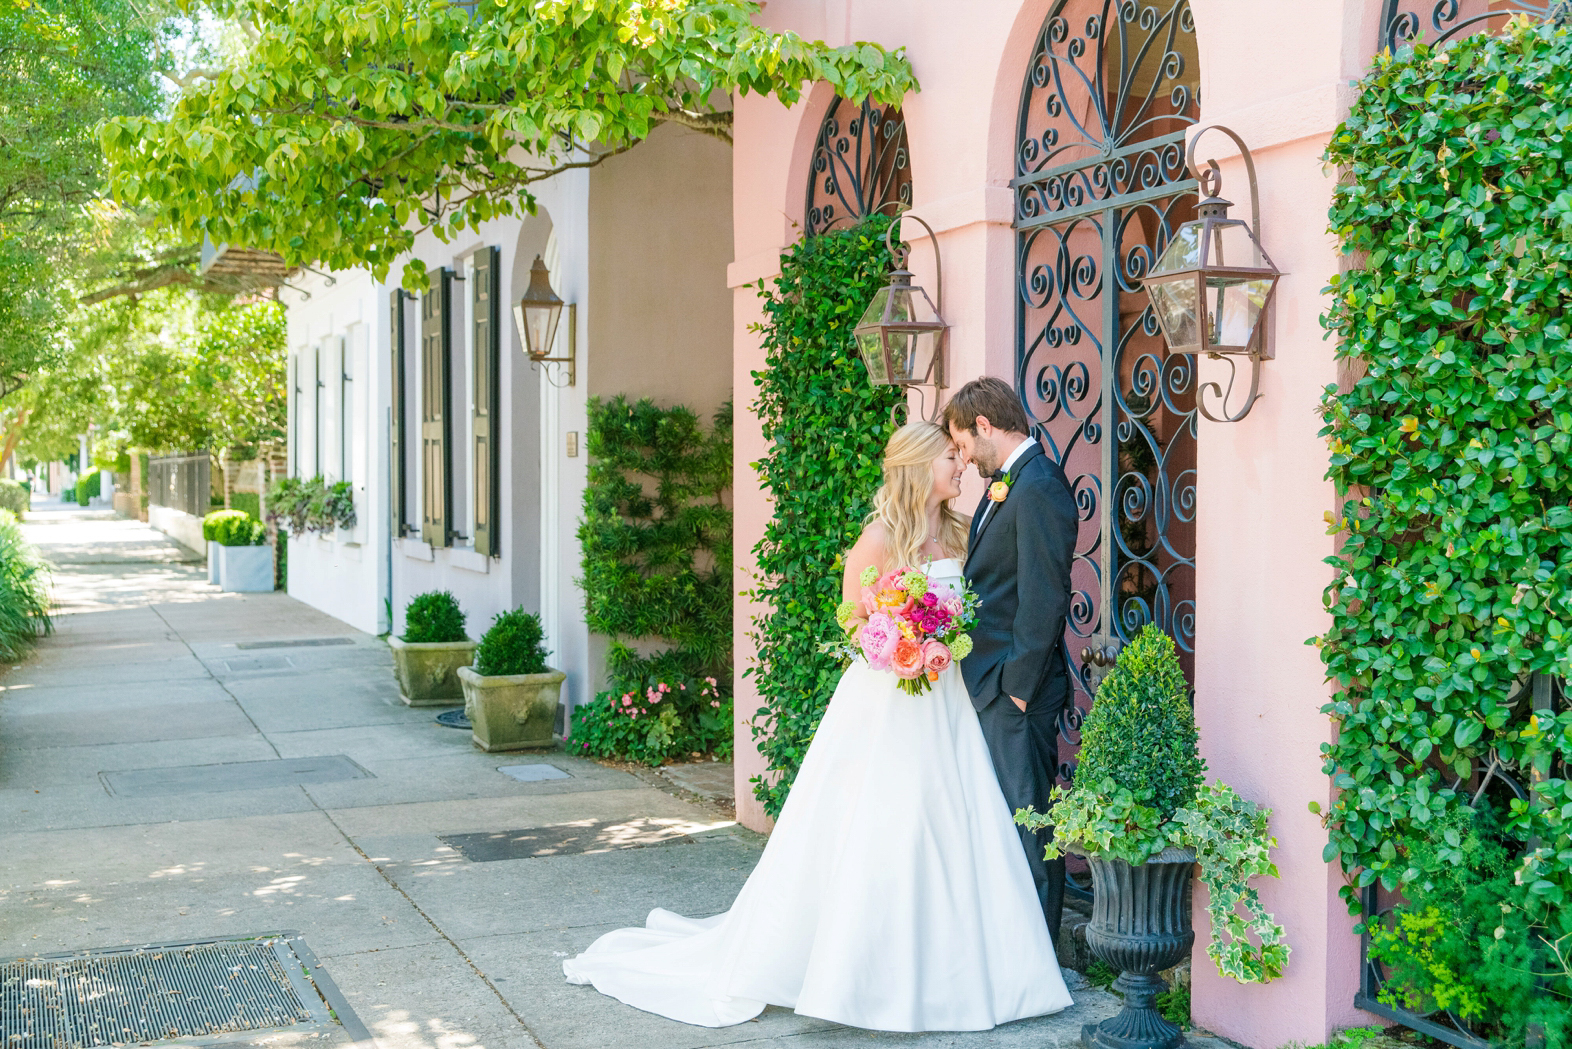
[1152,123,1285,423]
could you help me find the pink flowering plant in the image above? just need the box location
[823,564,978,696]
[570,644,732,765]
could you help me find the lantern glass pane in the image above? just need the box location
[857,329,891,383]
[1203,220,1266,270]
[884,330,917,382]
[1148,276,1200,352]
[1204,275,1274,350]
[523,301,562,358]
[1151,221,1203,276]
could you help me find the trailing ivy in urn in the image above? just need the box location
[748,215,902,818]
[571,396,733,765]
[1320,19,1572,1041]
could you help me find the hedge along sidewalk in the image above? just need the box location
[747,215,901,819]
[571,396,734,766]
[1319,19,1572,1042]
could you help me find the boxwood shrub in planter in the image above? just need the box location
[459,608,564,752]
[389,591,475,706]
[1017,626,1288,1049]
[203,510,272,592]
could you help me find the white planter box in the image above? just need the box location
[217,545,274,592]
[207,541,220,584]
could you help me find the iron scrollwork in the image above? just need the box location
[1379,0,1571,52]
[1013,0,1200,791]
[804,97,912,237]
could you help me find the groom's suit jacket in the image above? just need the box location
[960,441,1079,714]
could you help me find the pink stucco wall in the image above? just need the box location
[730,1,1389,1043]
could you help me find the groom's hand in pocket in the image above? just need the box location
[1010,695,1027,712]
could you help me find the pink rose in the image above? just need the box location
[920,591,938,608]
[859,613,899,670]
[891,638,925,679]
[922,640,952,673]
[859,586,879,617]
[940,596,963,618]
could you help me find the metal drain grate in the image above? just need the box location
[0,934,363,1049]
[234,638,354,650]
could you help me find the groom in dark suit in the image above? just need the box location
[944,377,1078,949]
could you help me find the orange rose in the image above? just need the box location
[988,481,1010,503]
[891,637,925,679]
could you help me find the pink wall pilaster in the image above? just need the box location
[1184,1,1381,1043]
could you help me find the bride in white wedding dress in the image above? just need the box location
[563,421,1073,1032]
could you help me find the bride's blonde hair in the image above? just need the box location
[870,421,969,570]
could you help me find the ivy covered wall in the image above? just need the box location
[746,216,902,818]
[1320,21,1572,1043]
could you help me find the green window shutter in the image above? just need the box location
[472,247,501,557]
[420,270,454,547]
[389,290,408,536]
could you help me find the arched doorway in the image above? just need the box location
[1013,0,1201,783]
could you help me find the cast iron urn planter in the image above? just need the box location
[1081,845,1196,1049]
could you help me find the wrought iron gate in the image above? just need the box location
[1013,0,1201,778]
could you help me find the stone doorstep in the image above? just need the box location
[657,760,735,803]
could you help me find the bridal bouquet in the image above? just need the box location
[825,565,979,695]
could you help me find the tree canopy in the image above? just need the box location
[0,0,167,400]
[20,293,286,462]
[103,0,918,287]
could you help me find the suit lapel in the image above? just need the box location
[971,442,1045,552]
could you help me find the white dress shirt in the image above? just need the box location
[975,437,1036,533]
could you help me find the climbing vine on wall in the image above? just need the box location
[748,215,901,818]
[572,396,734,765]
[1320,20,1572,1042]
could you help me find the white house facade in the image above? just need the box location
[282,125,733,730]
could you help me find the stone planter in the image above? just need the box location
[459,665,565,752]
[1079,845,1197,1049]
[207,540,220,584]
[217,545,274,592]
[388,636,477,706]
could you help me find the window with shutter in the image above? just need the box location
[420,270,454,547]
[472,247,500,557]
[389,291,408,536]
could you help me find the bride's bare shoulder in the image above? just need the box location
[848,519,888,559]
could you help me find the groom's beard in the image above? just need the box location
[972,436,1002,476]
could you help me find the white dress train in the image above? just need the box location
[563,558,1072,1032]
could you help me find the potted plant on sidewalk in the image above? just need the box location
[459,608,565,751]
[389,591,476,706]
[1018,625,1289,1049]
[203,510,272,592]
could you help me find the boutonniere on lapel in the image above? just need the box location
[988,472,1013,504]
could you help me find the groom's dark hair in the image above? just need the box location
[943,377,1031,436]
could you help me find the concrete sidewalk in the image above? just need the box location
[0,507,1144,1049]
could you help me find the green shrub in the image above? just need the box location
[1074,626,1204,821]
[474,608,550,676]
[747,215,902,816]
[401,590,466,643]
[203,509,246,542]
[0,510,51,660]
[0,479,29,517]
[203,509,265,547]
[571,395,732,764]
[73,470,100,507]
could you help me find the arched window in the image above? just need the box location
[804,96,911,236]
